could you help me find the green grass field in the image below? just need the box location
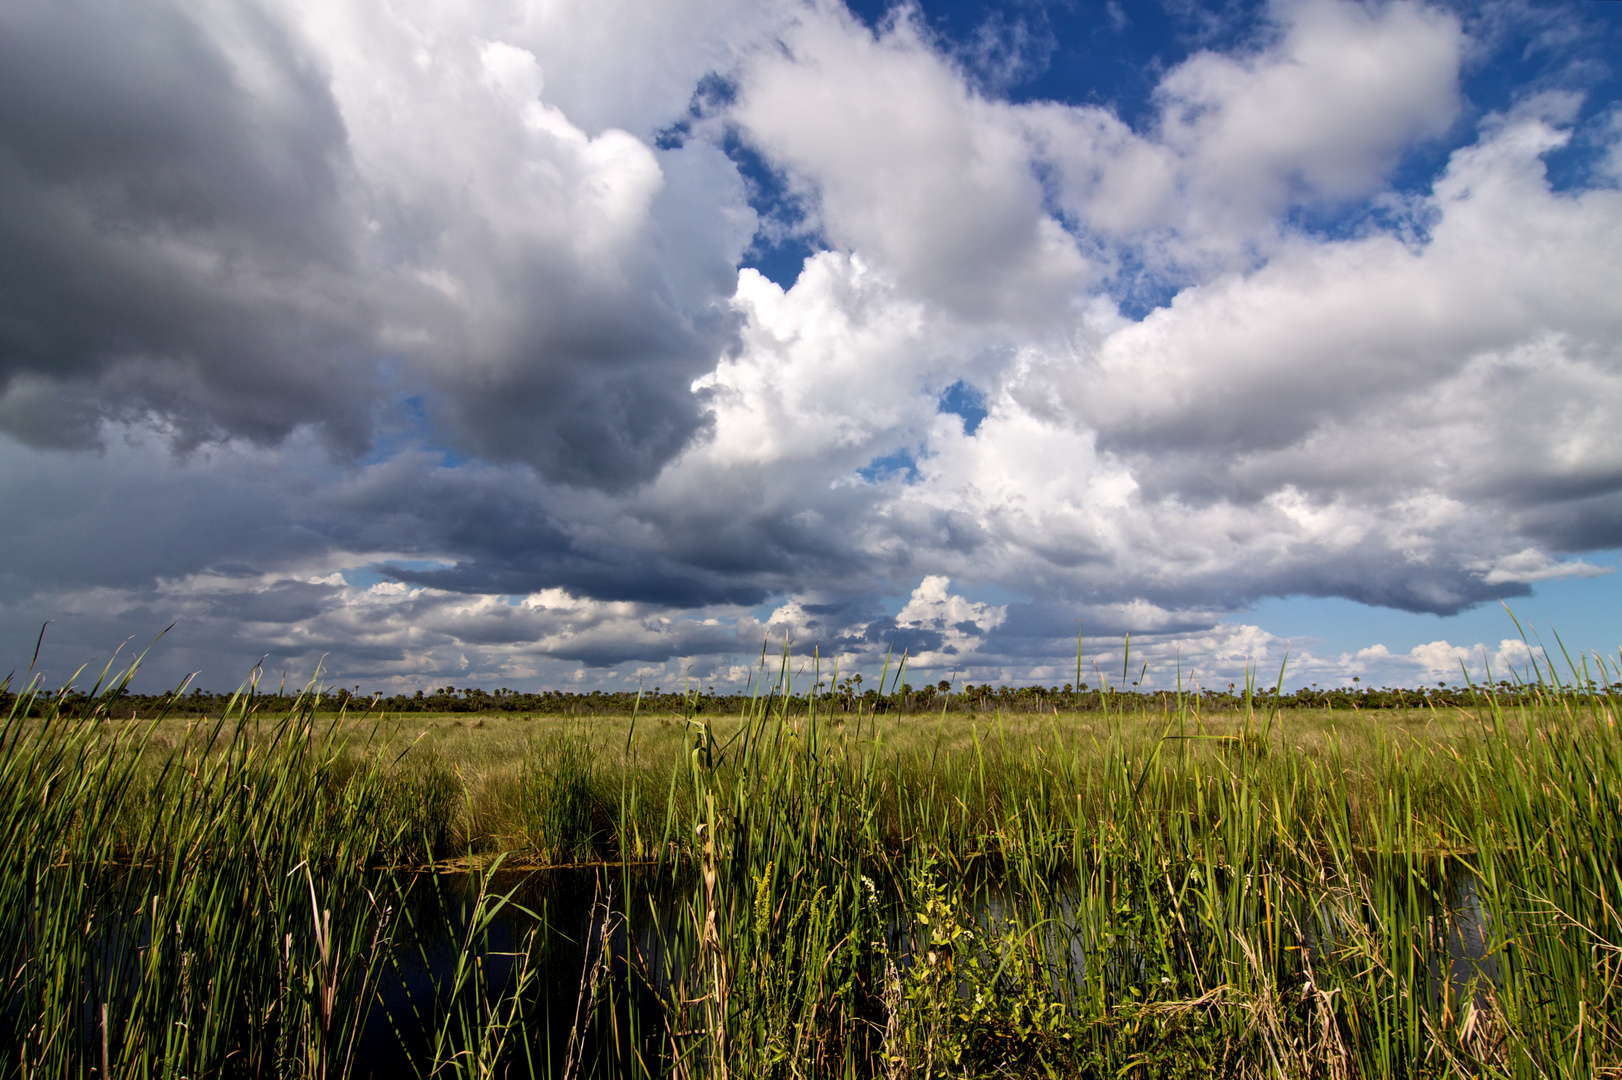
[2,653,1619,1077]
[108,696,1526,861]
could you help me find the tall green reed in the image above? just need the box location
[5,636,1620,1077]
[0,655,455,1078]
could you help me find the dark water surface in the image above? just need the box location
[347,866,679,1077]
[342,862,1500,1077]
[40,860,1500,1076]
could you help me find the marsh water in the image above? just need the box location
[304,861,1499,1076]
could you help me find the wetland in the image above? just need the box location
[2,648,1618,1077]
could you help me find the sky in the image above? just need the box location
[2,0,1620,695]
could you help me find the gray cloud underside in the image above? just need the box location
[1,0,1619,689]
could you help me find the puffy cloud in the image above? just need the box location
[1406,639,1479,678]
[0,0,777,486]
[730,2,1092,323]
[1,0,1619,691]
[1025,0,1462,275]
[1353,638,1548,684]
[1151,0,1462,249]
[297,2,762,486]
[1477,548,1609,585]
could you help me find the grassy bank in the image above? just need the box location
[87,695,1579,863]
[2,651,1619,1077]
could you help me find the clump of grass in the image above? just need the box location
[3,639,1620,1076]
[515,733,621,864]
[0,655,453,1077]
[631,645,1622,1078]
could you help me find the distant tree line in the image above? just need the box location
[3,675,1610,719]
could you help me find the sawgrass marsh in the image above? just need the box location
[2,644,1619,1077]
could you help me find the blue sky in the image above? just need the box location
[1,0,1619,693]
[1247,555,1622,683]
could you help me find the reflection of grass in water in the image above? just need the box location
[2,641,1620,1076]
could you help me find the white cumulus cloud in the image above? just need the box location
[1,0,1618,691]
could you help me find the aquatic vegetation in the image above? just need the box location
[0,642,1618,1076]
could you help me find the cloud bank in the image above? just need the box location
[0,0,1618,691]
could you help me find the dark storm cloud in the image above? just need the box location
[1178,561,1531,618]
[984,600,1221,653]
[855,617,945,655]
[310,454,779,606]
[0,437,310,599]
[404,141,751,490]
[186,579,341,625]
[437,353,719,493]
[0,1,751,490]
[380,556,769,609]
[1520,492,1622,554]
[0,0,377,452]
